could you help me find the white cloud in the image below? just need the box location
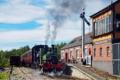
[0,0,112,50]
[0,19,82,48]
[0,28,45,43]
[0,0,108,24]
[85,0,109,16]
[8,0,31,5]
[0,0,47,23]
[53,20,82,42]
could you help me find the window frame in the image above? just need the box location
[94,48,96,57]
[100,48,102,57]
[107,47,110,57]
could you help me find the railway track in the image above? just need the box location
[18,67,33,80]
[10,67,58,80]
[9,66,95,80]
[9,67,34,80]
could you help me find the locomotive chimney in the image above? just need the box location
[52,45,54,50]
[51,45,54,54]
[51,45,57,54]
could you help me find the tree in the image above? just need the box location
[55,42,66,59]
[0,45,30,67]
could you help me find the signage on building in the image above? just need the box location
[93,34,112,42]
[94,39,111,45]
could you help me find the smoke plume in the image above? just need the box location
[45,0,85,44]
[45,22,50,45]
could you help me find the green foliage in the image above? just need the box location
[55,42,66,59]
[0,72,9,80]
[0,45,30,67]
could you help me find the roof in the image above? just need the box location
[21,50,32,57]
[90,0,120,18]
[61,33,92,50]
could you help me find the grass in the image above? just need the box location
[0,72,9,80]
[107,77,120,80]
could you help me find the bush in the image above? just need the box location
[0,58,9,67]
[0,72,9,80]
[0,45,30,67]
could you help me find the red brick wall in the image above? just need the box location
[93,43,112,61]
[61,44,93,63]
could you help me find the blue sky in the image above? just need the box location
[0,21,41,30]
[0,0,115,50]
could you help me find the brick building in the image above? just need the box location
[61,0,120,75]
[61,33,92,64]
[90,0,120,75]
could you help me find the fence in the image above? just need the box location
[112,43,120,75]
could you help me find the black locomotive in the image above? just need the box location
[20,45,64,73]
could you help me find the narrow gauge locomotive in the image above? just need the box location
[21,45,64,74]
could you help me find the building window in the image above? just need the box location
[109,15,112,31]
[100,48,102,56]
[103,19,105,34]
[105,16,107,33]
[93,22,95,36]
[70,51,72,58]
[98,20,100,35]
[101,19,104,34]
[94,15,112,36]
[94,22,97,36]
[76,50,79,59]
[89,48,91,55]
[94,48,96,57]
[106,15,112,32]
[107,47,110,56]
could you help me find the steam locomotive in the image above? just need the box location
[20,45,64,73]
